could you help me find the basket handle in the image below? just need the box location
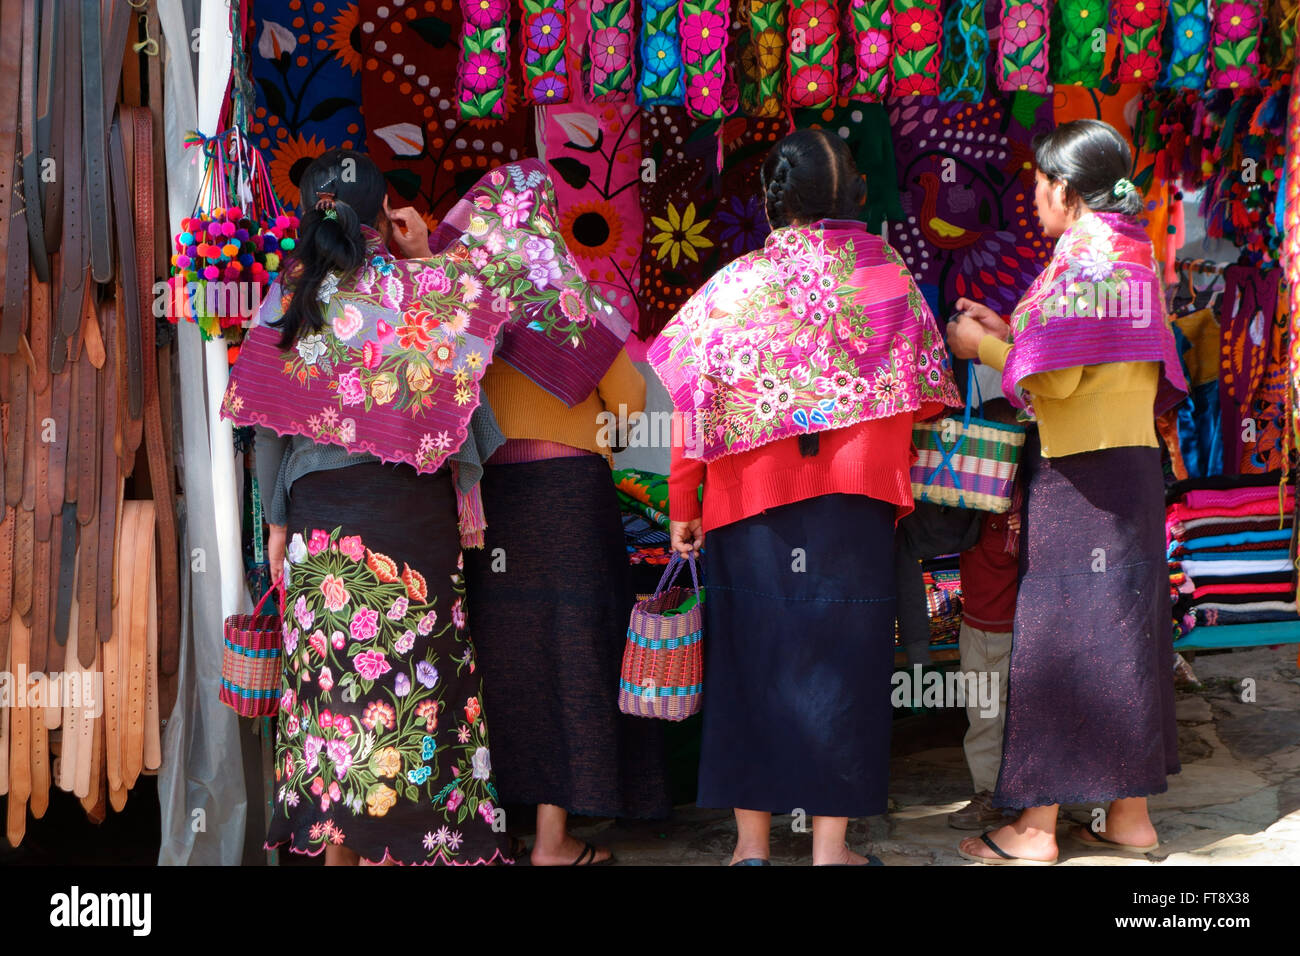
[252,576,285,617]
[652,552,701,598]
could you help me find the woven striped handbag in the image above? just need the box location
[618,553,704,721]
[220,579,284,718]
[911,368,1025,513]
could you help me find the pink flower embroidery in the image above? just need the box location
[494,190,533,229]
[858,30,892,72]
[308,530,331,555]
[387,596,409,620]
[446,789,464,811]
[320,574,350,612]
[591,28,629,73]
[318,666,334,692]
[304,735,325,772]
[336,368,366,406]
[417,610,437,635]
[294,596,314,630]
[451,597,467,630]
[462,52,505,95]
[686,69,724,116]
[332,304,364,342]
[681,11,725,60]
[354,650,392,681]
[415,267,452,297]
[375,320,396,345]
[464,0,507,29]
[338,536,365,562]
[326,739,353,779]
[350,607,381,643]
[361,340,383,370]
[1001,4,1044,47]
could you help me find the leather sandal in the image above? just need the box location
[957,832,1057,866]
[1068,825,1158,854]
[571,842,615,866]
[730,858,771,866]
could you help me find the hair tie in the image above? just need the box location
[1112,178,1137,198]
[315,177,339,219]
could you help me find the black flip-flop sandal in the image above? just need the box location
[957,831,1057,866]
[1068,825,1158,853]
[571,841,615,866]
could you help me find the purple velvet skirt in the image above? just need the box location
[993,446,1181,809]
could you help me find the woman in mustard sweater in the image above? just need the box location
[462,350,669,865]
[947,120,1187,865]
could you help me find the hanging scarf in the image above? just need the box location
[588,0,636,100]
[520,0,571,105]
[680,0,731,119]
[1113,0,1168,85]
[848,0,893,100]
[648,221,962,462]
[998,0,1051,93]
[891,0,943,96]
[222,161,622,477]
[1286,66,1300,461]
[1209,0,1263,89]
[639,0,686,104]
[939,0,987,101]
[1049,0,1108,86]
[1162,0,1212,88]
[1003,212,1188,414]
[457,0,512,118]
[787,0,840,109]
[740,0,787,116]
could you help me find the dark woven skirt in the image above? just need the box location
[463,455,669,819]
[697,493,897,818]
[994,446,1181,809]
[266,463,512,865]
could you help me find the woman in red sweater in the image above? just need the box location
[648,129,960,866]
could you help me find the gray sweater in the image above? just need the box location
[254,400,505,525]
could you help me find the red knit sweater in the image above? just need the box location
[669,410,936,533]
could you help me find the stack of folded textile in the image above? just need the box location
[1167,483,1297,630]
[612,468,674,566]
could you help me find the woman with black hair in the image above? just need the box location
[239,149,511,865]
[649,129,961,865]
[948,119,1187,864]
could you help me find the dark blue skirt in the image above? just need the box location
[696,493,897,818]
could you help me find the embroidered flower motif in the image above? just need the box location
[361,699,397,730]
[394,672,411,697]
[464,696,482,722]
[1002,4,1045,46]
[452,598,467,630]
[462,51,506,95]
[350,607,381,643]
[338,535,365,562]
[416,660,440,688]
[858,29,892,72]
[317,665,334,693]
[360,340,383,370]
[417,610,438,635]
[320,574,350,612]
[416,699,439,731]
[366,550,401,583]
[387,596,410,620]
[649,202,714,268]
[336,368,365,406]
[371,746,402,778]
[682,11,726,59]
[365,783,397,817]
[325,739,353,779]
[294,595,315,630]
[790,64,833,105]
[401,564,428,603]
[296,334,328,365]
[591,27,630,72]
[446,788,464,811]
[369,372,399,405]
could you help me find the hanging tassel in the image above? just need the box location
[454,471,488,550]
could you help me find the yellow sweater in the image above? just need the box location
[979,337,1159,459]
[481,348,647,460]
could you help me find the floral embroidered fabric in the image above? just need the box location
[1209,0,1263,89]
[1004,212,1187,414]
[458,0,512,118]
[891,0,943,96]
[939,0,987,102]
[648,221,961,461]
[223,161,618,473]
[1163,0,1212,87]
[740,0,787,116]
[639,0,686,104]
[588,0,636,99]
[998,0,1051,93]
[681,0,732,119]
[266,525,508,865]
[1050,0,1108,86]
[521,0,571,105]
[848,0,892,100]
[1113,0,1168,85]
[787,0,841,109]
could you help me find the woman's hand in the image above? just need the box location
[947,313,990,360]
[954,297,1012,341]
[384,196,430,258]
[670,518,704,556]
[268,523,287,585]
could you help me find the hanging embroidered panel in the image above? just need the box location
[638,110,783,337]
[891,0,943,96]
[998,0,1051,93]
[1209,0,1263,89]
[787,0,840,109]
[543,0,644,329]
[251,1,367,209]
[639,0,686,104]
[588,0,636,100]
[848,0,892,100]
[1163,0,1212,88]
[888,94,1055,316]
[939,0,987,102]
[739,0,787,116]
[458,0,512,117]
[1113,0,1169,85]
[360,0,530,230]
[1049,0,1108,86]
[520,0,571,105]
[680,0,731,119]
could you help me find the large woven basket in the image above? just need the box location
[220,581,283,718]
[618,554,703,721]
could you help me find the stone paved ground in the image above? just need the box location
[565,645,1300,866]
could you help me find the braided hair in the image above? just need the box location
[761,128,867,230]
[272,149,386,348]
[1032,119,1143,218]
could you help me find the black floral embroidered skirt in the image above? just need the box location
[265,462,512,865]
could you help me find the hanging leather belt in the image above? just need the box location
[41,0,62,255]
[54,5,84,351]
[21,0,51,284]
[95,299,118,645]
[5,350,27,507]
[0,0,24,349]
[109,113,143,421]
[81,0,111,284]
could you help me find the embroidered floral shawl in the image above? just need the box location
[222,161,619,474]
[1003,212,1188,415]
[649,221,961,461]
